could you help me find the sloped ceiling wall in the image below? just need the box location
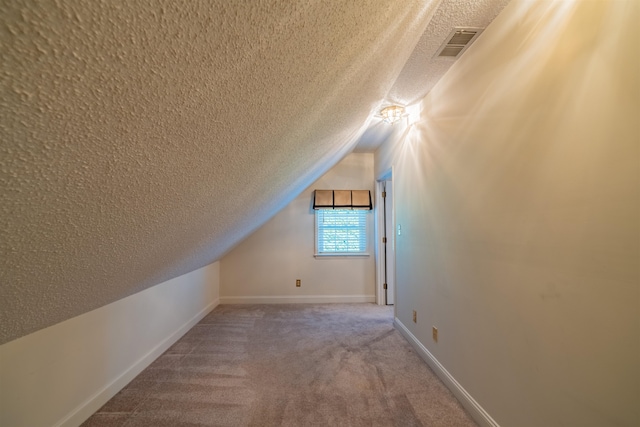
[0,0,439,344]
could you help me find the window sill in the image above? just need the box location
[314,253,370,258]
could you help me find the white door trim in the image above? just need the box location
[375,168,394,306]
[375,180,386,305]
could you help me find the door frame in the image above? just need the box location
[375,168,395,306]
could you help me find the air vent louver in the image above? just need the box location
[435,27,484,59]
[439,46,465,57]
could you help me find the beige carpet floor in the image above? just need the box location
[82,304,477,426]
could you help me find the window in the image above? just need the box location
[315,209,368,256]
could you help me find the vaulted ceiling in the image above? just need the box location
[0,0,508,344]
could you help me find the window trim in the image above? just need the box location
[314,252,370,258]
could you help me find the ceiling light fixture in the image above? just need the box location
[380,105,405,124]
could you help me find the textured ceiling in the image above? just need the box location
[0,0,442,344]
[354,0,510,152]
[386,0,511,106]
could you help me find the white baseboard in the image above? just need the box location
[58,298,219,427]
[394,318,499,427]
[220,295,376,304]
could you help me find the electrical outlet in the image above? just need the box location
[296,279,301,287]
[432,327,438,343]
[412,310,417,323]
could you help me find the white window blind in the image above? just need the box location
[315,209,368,255]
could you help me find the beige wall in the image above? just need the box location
[376,1,639,426]
[221,153,376,303]
[0,262,220,427]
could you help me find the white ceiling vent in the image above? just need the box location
[435,27,484,59]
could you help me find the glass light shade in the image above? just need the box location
[380,105,405,124]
